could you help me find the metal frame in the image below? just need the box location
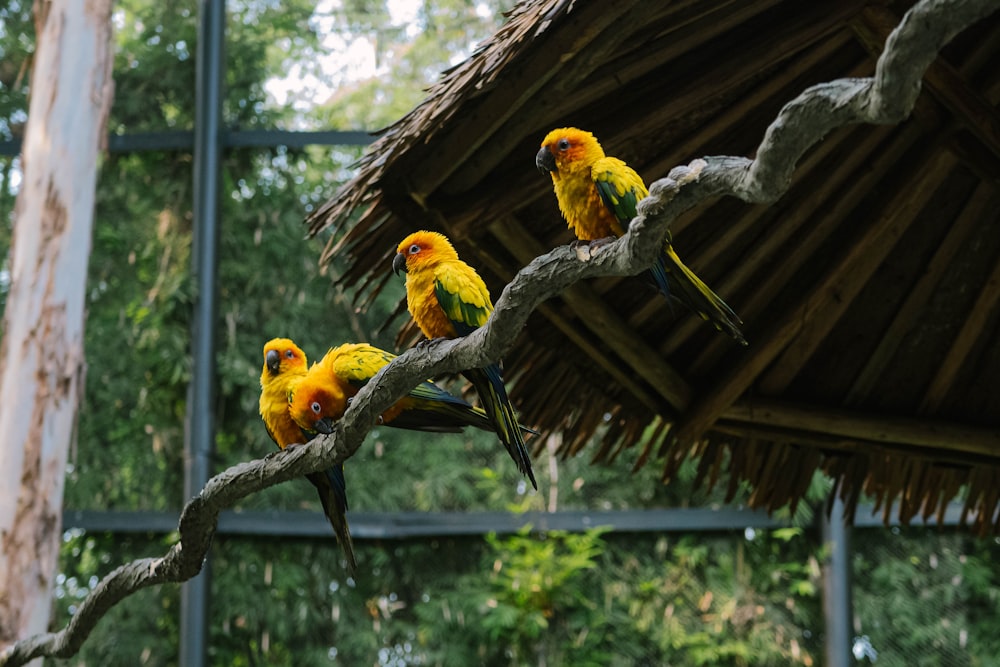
[0,130,373,156]
[62,503,964,539]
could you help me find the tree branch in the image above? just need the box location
[3,0,997,662]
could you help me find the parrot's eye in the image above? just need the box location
[310,401,322,415]
[557,138,570,151]
[284,349,295,359]
[408,244,421,255]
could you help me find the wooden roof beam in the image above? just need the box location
[721,397,1000,460]
[685,121,924,376]
[397,0,650,199]
[920,244,1000,414]
[643,59,880,349]
[758,150,959,394]
[448,0,859,198]
[667,148,958,447]
[845,182,998,405]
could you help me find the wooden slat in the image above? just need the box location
[396,0,649,199]
[487,217,693,410]
[621,34,864,330]
[443,0,787,195]
[920,247,1000,414]
[845,183,998,405]
[641,28,859,180]
[758,150,958,394]
[686,121,922,376]
[650,61,881,353]
[667,147,957,447]
[598,0,865,148]
[721,398,1000,459]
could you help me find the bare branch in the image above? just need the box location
[3,0,997,662]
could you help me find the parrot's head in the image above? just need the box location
[262,338,308,380]
[536,127,606,179]
[288,379,347,435]
[393,230,459,276]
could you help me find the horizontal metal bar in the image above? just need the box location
[62,503,970,540]
[0,130,374,156]
[62,507,788,539]
[222,130,374,148]
[850,502,973,527]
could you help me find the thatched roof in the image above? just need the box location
[308,0,1000,529]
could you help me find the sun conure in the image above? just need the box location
[259,337,357,573]
[392,231,537,489]
[288,341,537,436]
[536,127,746,344]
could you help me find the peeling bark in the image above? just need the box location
[0,0,113,656]
[1,0,998,663]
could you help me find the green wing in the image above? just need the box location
[334,344,396,390]
[434,267,492,337]
[593,156,647,231]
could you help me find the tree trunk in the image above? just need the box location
[0,0,113,650]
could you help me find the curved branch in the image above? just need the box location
[3,0,997,662]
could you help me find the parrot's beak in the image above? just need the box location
[314,417,335,435]
[265,349,281,375]
[535,146,557,174]
[392,252,407,276]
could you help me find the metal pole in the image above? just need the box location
[181,0,224,665]
[822,490,853,667]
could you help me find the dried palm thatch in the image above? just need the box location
[307,0,1000,529]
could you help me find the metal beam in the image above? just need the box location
[62,503,967,539]
[822,492,853,667]
[0,130,373,156]
[181,1,225,665]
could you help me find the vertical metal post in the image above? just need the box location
[822,490,853,667]
[182,0,224,665]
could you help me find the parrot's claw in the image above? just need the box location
[571,236,616,261]
[416,336,449,349]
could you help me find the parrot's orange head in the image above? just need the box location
[262,338,308,378]
[392,230,459,275]
[536,127,606,178]
[288,380,345,435]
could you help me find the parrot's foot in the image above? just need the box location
[571,236,616,261]
[588,236,616,250]
[416,336,450,349]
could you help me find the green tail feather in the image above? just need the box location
[465,365,537,489]
[307,471,357,574]
[658,247,747,345]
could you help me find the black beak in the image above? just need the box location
[536,146,557,174]
[265,349,281,374]
[392,252,407,276]
[314,417,335,435]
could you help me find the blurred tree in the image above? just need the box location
[0,0,114,648]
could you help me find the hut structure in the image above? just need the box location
[308,0,1000,530]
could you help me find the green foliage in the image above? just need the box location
[853,528,1000,666]
[50,531,180,666]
